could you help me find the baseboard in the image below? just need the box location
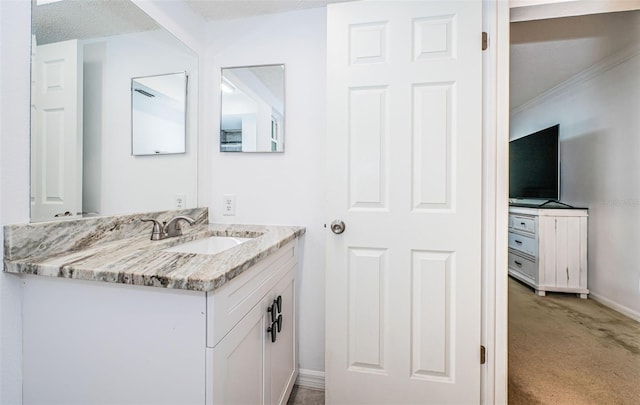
[296,368,325,391]
[589,292,640,323]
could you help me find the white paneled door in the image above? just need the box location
[31,39,83,222]
[326,1,483,404]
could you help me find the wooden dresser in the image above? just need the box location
[508,206,588,298]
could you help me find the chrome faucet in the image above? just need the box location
[141,216,196,240]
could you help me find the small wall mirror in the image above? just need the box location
[132,72,187,155]
[220,64,285,152]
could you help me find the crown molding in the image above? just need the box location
[511,43,640,117]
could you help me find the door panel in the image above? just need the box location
[347,247,387,372]
[31,39,82,221]
[326,1,482,404]
[211,302,265,405]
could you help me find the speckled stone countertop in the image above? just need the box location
[3,208,305,292]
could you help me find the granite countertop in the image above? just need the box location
[4,220,305,292]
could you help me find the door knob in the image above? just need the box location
[331,220,346,234]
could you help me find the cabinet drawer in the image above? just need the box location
[508,252,536,281]
[510,215,536,234]
[508,232,537,257]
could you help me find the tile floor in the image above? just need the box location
[287,385,325,405]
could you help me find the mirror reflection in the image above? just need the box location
[132,72,187,156]
[220,65,285,152]
[31,0,198,222]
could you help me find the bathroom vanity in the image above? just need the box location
[4,208,304,405]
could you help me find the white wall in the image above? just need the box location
[510,47,640,320]
[206,8,327,374]
[83,29,198,216]
[0,1,31,403]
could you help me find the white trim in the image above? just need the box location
[295,368,325,391]
[493,2,511,405]
[481,1,509,404]
[511,43,640,116]
[589,292,640,323]
[510,0,640,22]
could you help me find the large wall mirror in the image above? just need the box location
[220,65,285,152]
[31,0,198,222]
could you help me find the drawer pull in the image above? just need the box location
[520,222,526,226]
[514,260,522,267]
[515,240,522,245]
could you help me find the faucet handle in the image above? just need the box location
[141,218,164,240]
[164,216,196,237]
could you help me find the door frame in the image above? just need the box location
[487,1,640,403]
[481,1,509,403]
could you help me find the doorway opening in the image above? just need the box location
[507,8,640,404]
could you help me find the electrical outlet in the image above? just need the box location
[223,195,236,216]
[176,194,186,209]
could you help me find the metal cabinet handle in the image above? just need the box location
[266,295,283,342]
[514,261,522,267]
[331,220,346,234]
[515,240,522,245]
[267,324,277,343]
[267,303,276,323]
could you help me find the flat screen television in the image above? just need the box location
[509,124,560,200]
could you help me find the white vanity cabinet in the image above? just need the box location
[206,241,297,405]
[21,241,298,405]
[508,207,588,298]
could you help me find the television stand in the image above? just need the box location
[508,206,589,298]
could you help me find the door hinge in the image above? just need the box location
[482,32,488,51]
[480,345,487,364]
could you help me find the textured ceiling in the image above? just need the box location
[32,0,351,45]
[510,10,640,110]
[33,0,159,45]
[184,0,351,21]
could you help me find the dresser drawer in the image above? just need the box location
[508,252,536,281]
[508,232,537,256]
[510,215,536,234]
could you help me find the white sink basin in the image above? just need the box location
[163,236,252,255]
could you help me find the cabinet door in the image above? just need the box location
[211,302,266,405]
[268,276,297,405]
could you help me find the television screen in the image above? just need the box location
[509,124,559,200]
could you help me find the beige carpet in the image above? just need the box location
[509,277,640,404]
